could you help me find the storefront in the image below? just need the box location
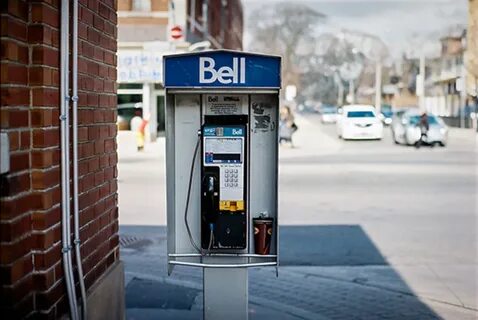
[117,45,171,141]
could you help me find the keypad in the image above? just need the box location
[224,168,240,187]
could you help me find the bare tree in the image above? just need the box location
[248,3,326,86]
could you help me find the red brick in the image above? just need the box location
[32,268,55,291]
[32,46,59,68]
[78,22,88,40]
[88,157,100,172]
[28,25,57,47]
[93,109,104,122]
[31,206,61,231]
[94,78,104,91]
[7,130,19,151]
[1,109,29,128]
[79,142,94,159]
[35,278,64,310]
[4,0,29,22]
[32,149,60,169]
[31,109,53,127]
[93,14,105,31]
[0,253,33,287]
[31,3,60,28]
[0,40,29,64]
[80,6,94,25]
[87,27,100,45]
[33,242,61,270]
[30,187,61,211]
[32,224,61,250]
[0,275,33,307]
[0,16,27,41]
[104,139,115,153]
[1,87,29,106]
[32,128,59,148]
[0,194,33,220]
[2,172,31,196]
[104,51,114,65]
[98,2,110,19]
[94,140,104,154]
[32,88,59,107]
[104,21,115,37]
[31,167,60,190]
[0,214,32,242]
[20,130,30,150]
[10,152,29,172]
[0,234,32,265]
[29,67,55,86]
[1,63,28,84]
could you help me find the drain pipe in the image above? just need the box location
[60,0,79,319]
[71,0,88,318]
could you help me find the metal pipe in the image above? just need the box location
[169,261,278,268]
[169,253,277,258]
[71,0,87,318]
[60,0,79,319]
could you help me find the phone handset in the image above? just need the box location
[203,174,218,224]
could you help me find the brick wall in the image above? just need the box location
[0,0,119,318]
[467,0,478,88]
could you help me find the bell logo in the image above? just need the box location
[199,57,246,84]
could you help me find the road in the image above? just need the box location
[118,113,477,319]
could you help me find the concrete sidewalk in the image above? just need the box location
[120,227,477,320]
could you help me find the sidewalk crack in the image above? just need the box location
[425,263,466,308]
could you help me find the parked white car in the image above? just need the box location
[391,111,448,146]
[320,105,338,123]
[336,105,383,140]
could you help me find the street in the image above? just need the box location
[118,114,477,320]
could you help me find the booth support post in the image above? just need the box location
[204,263,248,320]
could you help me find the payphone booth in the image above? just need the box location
[164,50,281,319]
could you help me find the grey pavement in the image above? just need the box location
[118,114,478,319]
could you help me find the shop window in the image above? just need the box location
[119,83,143,89]
[132,0,151,11]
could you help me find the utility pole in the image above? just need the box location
[418,53,426,112]
[375,61,382,113]
[334,71,343,106]
[459,63,467,128]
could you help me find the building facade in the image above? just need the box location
[117,0,243,141]
[425,33,466,116]
[0,1,123,318]
[186,0,243,50]
[466,0,478,99]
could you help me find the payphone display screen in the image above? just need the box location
[204,138,242,164]
[202,125,245,210]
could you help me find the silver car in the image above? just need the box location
[391,111,448,147]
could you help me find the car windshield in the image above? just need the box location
[408,115,439,125]
[347,111,375,118]
[322,107,337,114]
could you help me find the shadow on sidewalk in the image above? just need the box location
[120,224,441,319]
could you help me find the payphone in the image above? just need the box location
[164,50,281,320]
[201,121,247,250]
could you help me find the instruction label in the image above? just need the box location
[204,95,247,115]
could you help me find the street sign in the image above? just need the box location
[171,25,183,40]
[163,50,281,88]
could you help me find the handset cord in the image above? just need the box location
[184,133,215,255]
[184,135,203,254]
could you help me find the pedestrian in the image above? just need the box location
[279,105,298,146]
[415,112,429,148]
[130,108,146,151]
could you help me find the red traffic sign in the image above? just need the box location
[171,25,183,40]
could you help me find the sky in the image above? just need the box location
[242,0,468,59]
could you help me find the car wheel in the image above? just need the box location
[439,141,446,147]
[392,132,399,144]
